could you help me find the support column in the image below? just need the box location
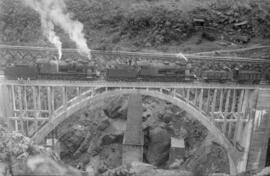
[122,93,143,164]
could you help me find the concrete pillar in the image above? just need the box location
[122,93,143,164]
[246,88,270,170]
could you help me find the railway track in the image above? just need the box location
[193,45,270,56]
[0,44,270,63]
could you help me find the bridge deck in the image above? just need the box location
[1,80,269,89]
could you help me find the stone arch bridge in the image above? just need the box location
[1,80,270,174]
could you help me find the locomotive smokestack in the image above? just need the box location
[23,0,91,59]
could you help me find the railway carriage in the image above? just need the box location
[105,65,138,81]
[4,64,38,80]
[235,71,263,84]
[201,70,232,82]
[138,65,193,82]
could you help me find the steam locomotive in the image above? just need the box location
[2,58,269,84]
[106,64,195,82]
[4,58,98,80]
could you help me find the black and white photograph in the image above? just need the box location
[0,0,270,175]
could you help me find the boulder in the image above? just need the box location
[103,97,128,120]
[12,155,85,176]
[0,162,10,176]
[128,162,193,176]
[255,167,270,176]
[202,32,216,41]
[100,134,123,146]
[97,119,111,131]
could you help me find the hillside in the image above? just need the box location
[1,0,270,54]
[1,1,270,176]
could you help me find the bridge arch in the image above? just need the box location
[31,88,238,174]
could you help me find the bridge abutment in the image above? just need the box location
[246,89,270,170]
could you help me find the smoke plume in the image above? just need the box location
[24,0,91,59]
[42,18,62,60]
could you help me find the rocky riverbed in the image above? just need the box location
[54,95,229,175]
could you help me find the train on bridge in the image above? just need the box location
[2,58,269,83]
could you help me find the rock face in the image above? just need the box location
[145,126,171,167]
[56,96,129,171]
[103,96,128,120]
[184,135,229,176]
[59,126,87,158]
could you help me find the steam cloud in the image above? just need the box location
[24,0,91,59]
[176,52,188,62]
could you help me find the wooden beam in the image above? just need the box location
[18,86,24,134]
[47,87,52,117]
[11,85,16,111]
[233,89,245,144]
[186,88,190,102]
[13,109,49,113]
[214,118,248,122]
[224,89,231,111]
[231,89,236,112]
[219,89,224,112]
[205,89,210,113]
[236,90,249,142]
[76,87,80,96]
[23,86,29,136]
[222,89,231,134]
[228,90,237,139]
[228,118,233,139]
[37,86,41,115]
[173,89,176,97]
[62,87,67,110]
[199,89,203,110]
[211,89,217,120]
[14,120,18,131]
[51,87,55,112]
[23,86,28,111]
[9,116,49,121]
[32,86,38,131]
[237,90,245,113]
[194,88,198,106]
